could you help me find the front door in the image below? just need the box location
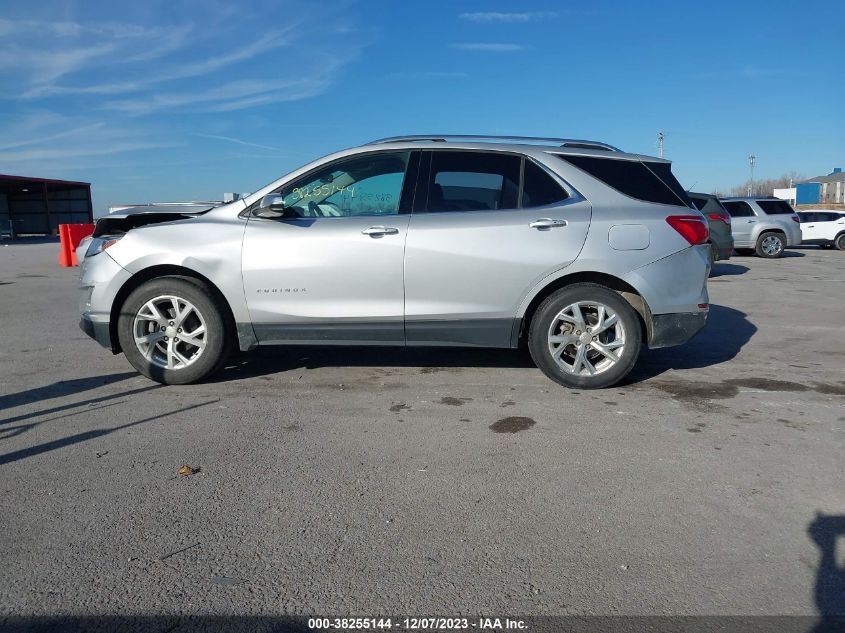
[242,151,417,344]
[403,150,591,347]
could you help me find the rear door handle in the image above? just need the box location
[529,218,568,229]
[362,226,399,236]
[747,220,756,223]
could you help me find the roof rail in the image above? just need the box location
[367,135,621,152]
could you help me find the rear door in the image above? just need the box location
[722,200,756,246]
[403,150,591,347]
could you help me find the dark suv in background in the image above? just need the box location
[688,192,733,263]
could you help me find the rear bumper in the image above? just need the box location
[648,311,707,349]
[79,315,112,349]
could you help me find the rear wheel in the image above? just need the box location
[755,232,785,258]
[117,277,230,385]
[528,283,642,389]
[836,234,845,251]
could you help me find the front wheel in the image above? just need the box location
[117,276,230,385]
[528,283,642,389]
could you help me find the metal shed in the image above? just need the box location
[0,174,93,237]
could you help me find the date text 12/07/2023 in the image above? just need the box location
[307,617,528,630]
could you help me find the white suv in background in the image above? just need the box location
[797,210,845,250]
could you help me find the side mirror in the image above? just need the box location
[255,193,286,218]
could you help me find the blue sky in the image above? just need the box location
[0,0,842,214]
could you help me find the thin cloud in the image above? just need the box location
[390,70,468,79]
[101,76,331,115]
[458,12,556,23]
[0,112,177,170]
[451,43,525,52]
[195,134,283,152]
[21,29,295,99]
[0,141,177,163]
[0,20,193,88]
[0,122,104,151]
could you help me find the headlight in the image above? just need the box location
[85,235,123,257]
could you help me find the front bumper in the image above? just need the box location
[80,315,113,349]
[648,311,707,349]
[78,252,132,353]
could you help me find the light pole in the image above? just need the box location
[657,131,664,159]
[747,154,756,196]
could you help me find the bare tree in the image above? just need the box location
[715,171,804,197]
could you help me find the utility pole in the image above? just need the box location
[747,154,756,196]
[657,131,664,159]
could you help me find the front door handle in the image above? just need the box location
[529,218,568,229]
[362,226,399,236]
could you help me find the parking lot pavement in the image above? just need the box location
[1,242,843,624]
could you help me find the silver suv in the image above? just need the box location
[78,135,710,389]
[719,197,802,258]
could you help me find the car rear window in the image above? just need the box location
[756,200,796,215]
[722,201,755,217]
[556,154,692,207]
[689,194,727,215]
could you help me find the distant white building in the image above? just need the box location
[773,188,796,204]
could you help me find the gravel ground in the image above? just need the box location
[0,241,843,631]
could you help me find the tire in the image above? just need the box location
[117,276,230,385]
[836,234,845,251]
[528,283,642,390]
[755,231,785,258]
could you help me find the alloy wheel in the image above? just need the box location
[133,295,208,370]
[547,301,626,376]
[761,235,783,256]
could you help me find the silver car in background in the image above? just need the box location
[720,197,802,258]
[78,135,710,389]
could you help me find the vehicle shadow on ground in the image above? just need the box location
[212,345,536,382]
[0,372,138,412]
[808,513,845,631]
[710,263,749,277]
[732,250,806,258]
[0,399,217,466]
[213,304,754,385]
[625,303,756,383]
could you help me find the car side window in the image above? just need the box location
[723,201,754,217]
[278,151,410,217]
[521,159,569,208]
[425,151,520,212]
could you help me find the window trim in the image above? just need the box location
[244,149,419,219]
[412,148,576,216]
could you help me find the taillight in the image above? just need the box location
[707,212,730,225]
[791,215,800,223]
[666,215,709,246]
